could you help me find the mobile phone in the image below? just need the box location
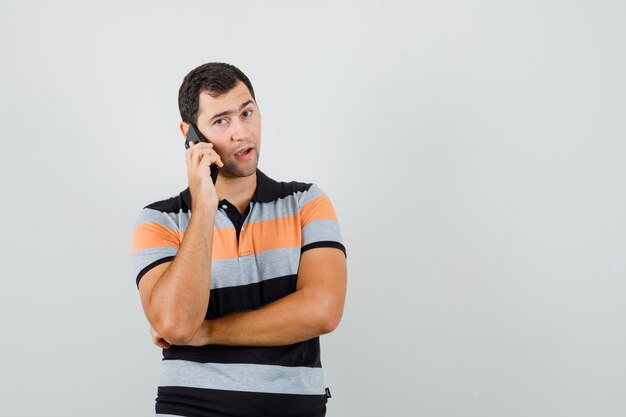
[185,123,219,185]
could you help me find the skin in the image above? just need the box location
[142,81,347,348]
[182,81,262,213]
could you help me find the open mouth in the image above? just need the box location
[235,147,252,157]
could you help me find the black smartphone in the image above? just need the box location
[185,123,219,185]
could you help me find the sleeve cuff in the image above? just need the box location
[301,241,347,259]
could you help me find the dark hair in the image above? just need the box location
[178,62,256,124]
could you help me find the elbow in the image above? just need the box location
[163,328,194,346]
[153,318,198,346]
[320,315,341,334]
[315,300,343,335]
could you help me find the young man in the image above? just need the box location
[131,62,347,417]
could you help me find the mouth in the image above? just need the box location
[234,146,254,157]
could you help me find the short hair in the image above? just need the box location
[178,62,256,124]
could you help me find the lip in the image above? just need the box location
[234,146,254,156]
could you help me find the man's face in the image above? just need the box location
[193,81,261,178]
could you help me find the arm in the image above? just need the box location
[136,140,223,345]
[138,206,216,345]
[189,246,347,347]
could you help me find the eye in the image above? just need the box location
[214,118,227,126]
[242,110,253,117]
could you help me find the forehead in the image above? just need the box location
[197,81,254,115]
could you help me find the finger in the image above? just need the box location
[150,330,170,349]
[189,142,213,151]
[186,142,213,164]
[190,145,216,167]
[153,338,169,349]
[156,338,171,349]
[197,149,222,169]
[201,151,223,167]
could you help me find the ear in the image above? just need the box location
[179,122,189,138]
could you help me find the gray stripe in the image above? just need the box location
[209,209,235,229]
[245,191,305,223]
[133,247,178,276]
[159,360,325,395]
[137,208,239,231]
[135,208,185,231]
[133,246,299,289]
[139,189,327,233]
[237,187,330,234]
[210,246,300,289]
[302,219,343,246]
[299,183,326,206]
[171,208,232,230]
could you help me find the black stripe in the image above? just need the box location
[136,256,175,287]
[254,169,312,203]
[156,386,327,417]
[206,274,297,318]
[145,191,190,213]
[163,274,320,367]
[301,241,347,258]
[163,337,321,368]
[182,169,314,210]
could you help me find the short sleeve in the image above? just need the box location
[298,183,346,258]
[130,207,181,288]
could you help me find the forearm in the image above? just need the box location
[148,205,216,342]
[194,287,341,347]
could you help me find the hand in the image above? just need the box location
[150,326,171,349]
[186,141,224,208]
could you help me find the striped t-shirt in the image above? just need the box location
[131,169,346,417]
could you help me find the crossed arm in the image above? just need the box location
[145,246,347,348]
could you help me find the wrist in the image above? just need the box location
[191,196,218,209]
[190,202,218,219]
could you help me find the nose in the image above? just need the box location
[231,118,250,141]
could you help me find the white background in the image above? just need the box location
[1,1,625,416]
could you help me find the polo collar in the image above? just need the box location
[181,168,282,210]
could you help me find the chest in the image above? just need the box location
[204,198,303,317]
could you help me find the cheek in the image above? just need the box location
[207,141,228,159]
[215,146,229,159]
[206,132,227,147]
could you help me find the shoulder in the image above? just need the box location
[142,189,190,214]
[255,169,314,202]
[134,189,190,229]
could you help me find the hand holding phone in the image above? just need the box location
[185,123,219,185]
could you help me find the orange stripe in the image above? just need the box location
[300,195,337,227]
[132,223,181,253]
[211,228,239,259]
[133,205,331,259]
[239,215,301,257]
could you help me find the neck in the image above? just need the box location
[215,171,257,204]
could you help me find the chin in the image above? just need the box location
[220,164,257,178]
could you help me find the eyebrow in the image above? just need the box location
[209,99,255,121]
